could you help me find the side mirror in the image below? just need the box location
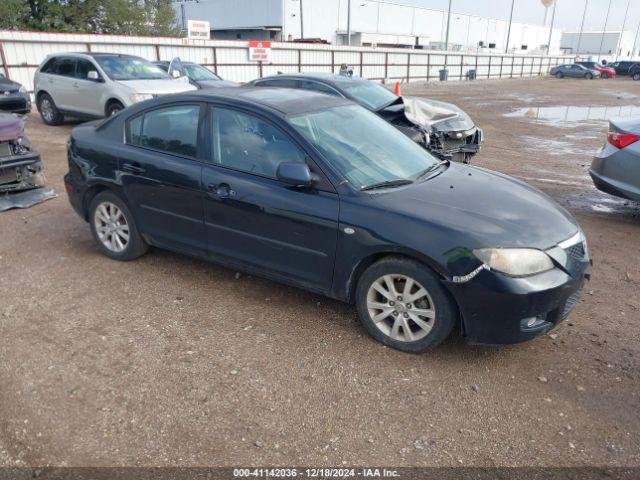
[276,162,315,187]
[171,69,181,79]
[87,71,102,82]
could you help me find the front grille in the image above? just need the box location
[0,98,28,111]
[560,290,581,320]
[565,241,586,260]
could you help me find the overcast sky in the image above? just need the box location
[399,0,640,32]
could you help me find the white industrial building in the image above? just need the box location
[560,30,639,61]
[173,0,563,54]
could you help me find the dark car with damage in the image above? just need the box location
[247,73,483,163]
[0,113,44,193]
[0,73,31,114]
[64,88,589,353]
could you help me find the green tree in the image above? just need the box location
[0,0,29,30]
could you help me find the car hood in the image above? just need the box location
[0,113,24,142]
[402,96,475,132]
[196,79,240,89]
[369,163,579,250]
[0,78,21,92]
[117,78,198,94]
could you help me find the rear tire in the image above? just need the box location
[89,191,148,261]
[37,93,63,125]
[355,256,457,353]
[555,72,564,79]
[585,73,593,80]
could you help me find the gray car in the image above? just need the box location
[590,118,640,202]
[550,64,600,79]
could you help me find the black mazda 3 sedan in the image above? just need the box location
[64,88,590,352]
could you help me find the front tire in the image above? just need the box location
[633,73,640,81]
[601,72,609,79]
[37,93,63,125]
[89,191,148,261]
[585,73,593,79]
[355,257,457,353]
[106,101,124,117]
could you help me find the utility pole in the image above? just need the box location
[347,0,351,46]
[505,0,515,54]
[546,0,558,54]
[300,0,304,39]
[632,22,640,60]
[443,0,452,68]
[597,0,612,62]
[615,0,631,61]
[576,0,589,55]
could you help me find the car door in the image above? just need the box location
[46,57,77,110]
[119,103,207,255]
[73,59,107,116]
[201,105,340,292]
[569,65,582,77]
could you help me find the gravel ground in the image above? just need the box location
[0,77,639,468]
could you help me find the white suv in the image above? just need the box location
[33,53,197,125]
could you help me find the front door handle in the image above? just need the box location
[121,162,145,175]
[206,183,236,199]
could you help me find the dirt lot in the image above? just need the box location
[0,77,639,468]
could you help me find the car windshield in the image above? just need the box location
[340,80,398,111]
[184,64,221,81]
[289,105,438,189]
[95,56,169,81]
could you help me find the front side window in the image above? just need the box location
[339,80,398,111]
[289,105,438,189]
[128,105,200,157]
[211,107,305,178]
[184,64,220,81]
[76,59,99,80]
[94,55,169,81]
[40,58,58,74]
[299,80,341,97]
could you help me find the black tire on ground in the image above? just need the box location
[37,93,64,125]
[355,256,457,353]
[633,73,640,81]
[601,72,609,79]
[555,72,564,79]
[89,190,149,261]
[585,73,593,80]
[106,101,125,117]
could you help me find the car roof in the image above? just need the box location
[156,87,353,116]
[258,72,369,86]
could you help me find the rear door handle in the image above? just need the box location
[121,163,145,175]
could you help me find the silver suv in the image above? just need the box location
[34,53,197,125]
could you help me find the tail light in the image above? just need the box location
[607,131,640,149]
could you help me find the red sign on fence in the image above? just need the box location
[248,41,272,62]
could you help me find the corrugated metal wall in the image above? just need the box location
[0,30,573,92]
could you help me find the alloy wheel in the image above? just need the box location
[94,201,130,253]
[366,274,436,342]
[40,98,53,122]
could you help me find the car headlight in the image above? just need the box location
[129,93,153,103]
[473,248,554,277]
[19,86,27,94]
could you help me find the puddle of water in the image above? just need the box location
[520,135,596,157]
[504,105,640,127]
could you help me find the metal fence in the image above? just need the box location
[0,30,573,93]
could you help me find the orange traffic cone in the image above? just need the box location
[394,81,402,96]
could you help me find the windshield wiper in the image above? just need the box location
[361,179,414,191]
[416,160,449,181]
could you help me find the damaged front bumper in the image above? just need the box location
[431,126,483,163]
[0,140,45,193]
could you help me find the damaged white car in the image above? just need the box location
[248,73,483,163]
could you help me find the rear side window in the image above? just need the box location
[128,105,200,158]
[54,58,77,77]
